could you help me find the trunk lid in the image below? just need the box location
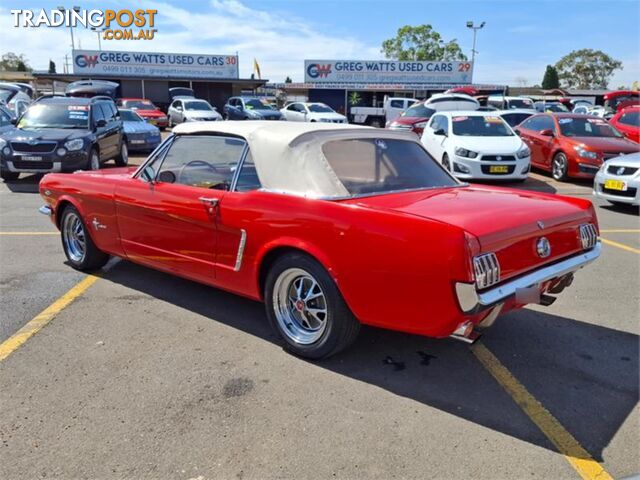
[342,185,595,281]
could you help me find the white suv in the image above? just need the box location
[421,111,531,181]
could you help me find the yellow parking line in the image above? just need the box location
[600,238,640,254]
[0,275,99,362]
[471,343,613,480]
[0,232,58,236]
[599,229,640,233]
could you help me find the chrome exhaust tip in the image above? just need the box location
[450,321,482,344]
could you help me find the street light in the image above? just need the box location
[466,21,486,66]
[91,26,106,50]
[57,6,81,51]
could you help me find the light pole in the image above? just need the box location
[466,21,485,66]
[57,6,81,51]
[91,26,106,50]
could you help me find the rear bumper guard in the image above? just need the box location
[456,242,601,314]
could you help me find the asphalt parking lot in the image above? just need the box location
[0,143,638,479]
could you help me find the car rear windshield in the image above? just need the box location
[507,99,533,109]
[184,101,213,111]
[308,104,333,113]
[18,103,89,129]
[322,138,457,196]
[501,112,532,127]
[402,104,436,118]
[558,117,623,137]
[126,100,156,110]
[119,110,143,122]
[451,116,513,136]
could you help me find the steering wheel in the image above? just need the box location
[177,160,222,184]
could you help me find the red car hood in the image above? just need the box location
[343,185,595,280]
[135,110,165,118]
[566,136,639,152]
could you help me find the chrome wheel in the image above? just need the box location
[552,154,567,180]
[90,150,100,170]
[273,268,328,345]
[62,212,86,263]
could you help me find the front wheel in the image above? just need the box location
[88,148,100,171]
[114,141,128,166]
[60,205,109,271]
[442,153,452,172]
[551,152,569,181]
[264,253,360,359]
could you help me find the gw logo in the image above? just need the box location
[75,54,99,68]
[307,63,332,79]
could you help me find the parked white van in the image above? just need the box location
[425,93,480,111]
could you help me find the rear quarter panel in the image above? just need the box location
[218,191,470,337]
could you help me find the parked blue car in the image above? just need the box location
[223,96,283,120]
[119,109,161,152]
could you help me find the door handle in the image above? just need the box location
[199,197,219,207]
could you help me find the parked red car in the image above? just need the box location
[609,106,640,143]
[604,90,640,113]
[386,101,436,136]
[515,113,640,180]
[116,98,168,130]
[39,122,600,359]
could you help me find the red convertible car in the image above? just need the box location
[39,122,600,359]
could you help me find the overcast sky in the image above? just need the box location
[0,0,638,87]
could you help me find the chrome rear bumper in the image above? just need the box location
[456,242,601,313]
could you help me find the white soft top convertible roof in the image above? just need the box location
[172,121,421,198]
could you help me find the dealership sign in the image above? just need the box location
[73,50,239,79]
[305,60,473,84]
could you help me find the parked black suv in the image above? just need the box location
[0,96,126,181]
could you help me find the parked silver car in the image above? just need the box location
[167,98,222,126]
[593,152,640,206]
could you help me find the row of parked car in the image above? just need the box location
[384,91,639,206]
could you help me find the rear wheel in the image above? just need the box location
[0,170,19,181]
[551,152,569,181]
[114,141,128,166]
[60,205,109,271]
[367,117,384,128]
[264,253,360,359]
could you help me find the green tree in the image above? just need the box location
[284,76,292,83]
[0,52,31,71]
[541,65,559,89]
[381,25,467,61]
[348,92,362,106]
[555,49,622,89]
[48,59,56,74]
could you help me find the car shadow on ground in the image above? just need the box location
[3,173,42,194]
[471,175,557,194]
[102,259,638,462]
[599,203,640,216]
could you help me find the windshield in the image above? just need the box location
[452,115,513,136]
[539,103,568,112]
[501,112,533,127]
[119,110,143,122]
[18,103,89,129]
[402,104,436,118]
[322,138,457,195]
[245,99,272,110]
[558,117,623,138]
[508,99,533,109]
[185,101,213,111]
[619,111,640,127]
[308,104,334,113]
[606,94,639,110]
[126,100,156,111]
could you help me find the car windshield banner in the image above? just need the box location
[73,49,239,79]
[305,60,473,84]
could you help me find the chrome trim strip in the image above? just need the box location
[478,242,601,307]
[38,205,52,216]
[233,229,247,272]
